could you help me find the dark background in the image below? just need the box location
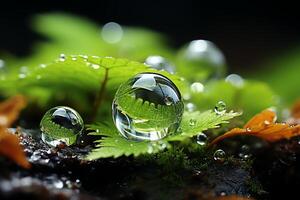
[1,0,300,71]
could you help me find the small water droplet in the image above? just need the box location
[30,151,41,162]
[213,149,226,162]
[225,74,244,88]
[0,59,5,69]
[147,144,154,153]
[264,120,270,125]
[59,54,66,62]
[196,133,208,145]
[238,145,251,160]
[91,64,100,69]
[145,55,175,74]
[189,119,196,126]
[112,73,184,141]
[53,180,64,189]
[190,82,204,93]
[72,57,77,61]
[39,64,47,68]
[214,101,226,115]
[185,102,196,112]
[246,127,251,132]
[101,22,123,43]
[40,106,84,146]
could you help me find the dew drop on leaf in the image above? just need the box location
[40,106,84,146]
[196,132,208,145]
[112,72,184,141]
[213,149,226,162]
[214,101,226,115]
[145,55,175,74]
[189,119,196,126]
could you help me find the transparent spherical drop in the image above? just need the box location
[213,149,226,162]
[196,133,208,146]
[214,101,226,115]
[145,55,175,74]
[112,72,184,141]
[177,40,226,81]
[40,106,84,146]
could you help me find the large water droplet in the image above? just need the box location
[40,106,84,146]
[214,101,226,115]
[177,40,226,81]
[213,149,226,162]
[112,73,184,141]
[145,55,175,74]
[196,133,208,145]
[101,22,123,43]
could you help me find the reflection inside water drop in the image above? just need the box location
[40,106,84,146]
[112,72,184,141]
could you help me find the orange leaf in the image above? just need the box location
[0,95,27,127]
[217,195,253,200]
[291,99,300,119]
[0,96,30,169]
[210,109,300,146]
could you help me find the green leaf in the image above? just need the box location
[2,13,173,69]
[86,123,169,159]
[0,55,185,116]
[166,110,241,141]
[86,110,239,160]
[248,47,300,105]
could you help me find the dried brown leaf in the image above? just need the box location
[210,109,300,146]
[0,95,30,168]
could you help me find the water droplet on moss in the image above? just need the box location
[213,149,226,162]
[196,133,208,145]
[214,101,226,115]
[112,73,184,141]
[145,55,175,74]
[40,106,84,146]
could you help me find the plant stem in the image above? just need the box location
[91,68,109,121]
